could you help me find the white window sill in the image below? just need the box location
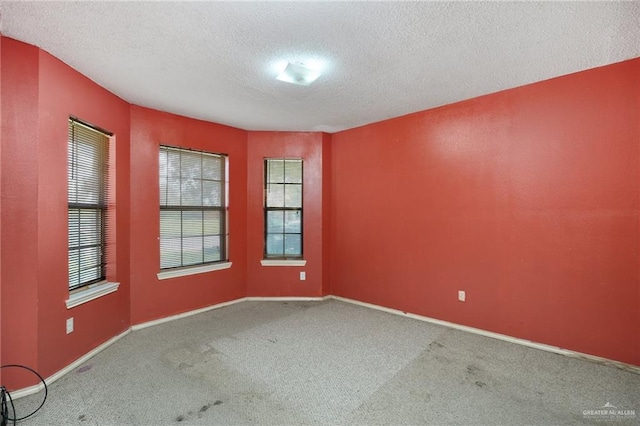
[66,281,120,309]
[157,261,232,280]
[261,259,306,267]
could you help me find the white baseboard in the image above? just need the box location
[131,297,248,331]
[130,296,328,332]
[8,328,131,400]
[246,296,330,302]
[330,295,640,374]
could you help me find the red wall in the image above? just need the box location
[0,38,38,384]
[36,49,132,380]
[129,106,248,325]
[1,38,39,388]
[0,30,4,385]
[330,58,640,366]
[322,133,332,296]
[246,132,329,297]
[1,38,132,388]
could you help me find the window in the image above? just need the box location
[159,146,227,269]
[68,118,110,290]
[264,158,303,258]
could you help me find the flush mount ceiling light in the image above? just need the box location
[276,62,322,86]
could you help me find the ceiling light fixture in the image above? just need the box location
[276,62,322,86]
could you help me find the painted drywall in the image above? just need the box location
[1,38,132,389]
[246,132,328,297]
[322,133,332,296]
[36,48,132,383]
[1,38,41,389]
[330,58,640,366]
[129,106,248,325]
[0,29,3,386]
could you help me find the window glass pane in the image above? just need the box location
[181,151,201,179]
[202,180,222,207]
[68,209,80,248]
[182,211,203,237]
[73,141,103,204]
[160,210,181,237]
[182,236,204,266]
[160,211,182,268]
[68,140,107,205]
[285,160,302,183]
[160,238,182,269]
[180,179,201,206]
[159,149,169,205]
[267,159,285,183]
[267,211,284,233]
[165,175,182,205]
[266,234,284,256]
[78,246,100,278]
[202,155,222,180]
[284,184,302,208]
[79,209,102,246]
[166,151,181,180]
[161,150,181,206]
[80,267,101,285]
[266,184,285,207]
[68,250,80,283]
[203,211,221,235]
[204,235,221,262]
[284,210,301,233]
[284,234,301,256]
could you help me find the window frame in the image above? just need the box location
[67,117,112,291]
[263,158,304,260]
[159,145,229,271]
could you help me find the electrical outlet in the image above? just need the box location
[300,271,306,281]
[458,291,466,302]
[66,317,74,334]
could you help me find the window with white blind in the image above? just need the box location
[68,118,110,290]
[264,158,303,259]
[159,146,228,269]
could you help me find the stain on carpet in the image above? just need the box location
[77,365,92,373]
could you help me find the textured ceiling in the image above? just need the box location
[1,1,639,133]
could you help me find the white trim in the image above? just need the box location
[131,297,247,331]
[260,259,306,267]
[329,295,640,375]
[247,296,329,302]
[157,261,232,280]
[66,281,120,309]
[9,329,131,400]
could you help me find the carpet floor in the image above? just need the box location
[12,300,639,425]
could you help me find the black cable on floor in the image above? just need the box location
[0,364,48,425]
[1,386,16,426]
[1,385,10,426]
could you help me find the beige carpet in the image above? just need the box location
[12,300,639,425]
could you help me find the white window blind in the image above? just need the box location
[68,118,110,290]
[159,146,227,269]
